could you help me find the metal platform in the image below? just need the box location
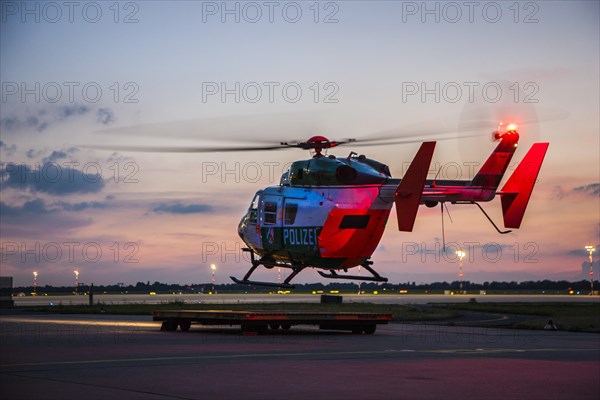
[153,309,393,334]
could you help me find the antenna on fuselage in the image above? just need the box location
[440,202,453,253]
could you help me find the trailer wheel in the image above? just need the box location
[161,319,178,332]
[363,325,376,335]
[269,323,280,331]
[242,324,268,334]
[352,327,363,334]
[179,320,191,332]
[281,323,291,331]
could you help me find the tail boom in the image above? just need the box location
[419,131,521,205]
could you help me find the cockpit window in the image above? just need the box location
[248,194,259,223]
[279,170,290,186]
[249,210,257,223]
[284,203,298,225]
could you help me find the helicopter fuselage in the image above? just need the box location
[237,154,394,270]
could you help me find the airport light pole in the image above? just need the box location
[357,265,362,295]
[74,270,79,294]
[456,250,466,294]
[585,245,595,295]
[33,271,38,294]
[210,264,216,293]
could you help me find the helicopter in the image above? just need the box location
[230,125,548,288]
[92,120,549,288]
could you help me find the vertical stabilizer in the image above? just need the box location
[395,142,436,231]
[499,143,549,229]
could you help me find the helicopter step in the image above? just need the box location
[317,263,388,283]
[230,276,296,289]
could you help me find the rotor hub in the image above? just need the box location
[306,136,331,149]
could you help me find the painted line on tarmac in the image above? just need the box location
[452,315,510,324]
[427,348,599,354]
[0,350,401,369]
[0,317,158,328]
[2,347,598,370]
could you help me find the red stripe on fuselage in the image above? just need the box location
[317,208,391,263]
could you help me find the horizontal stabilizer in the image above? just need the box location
[395,142,436,231]
[499,143,549,229]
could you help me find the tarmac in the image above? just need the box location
[11,293,600,306]
[1,312,599,399]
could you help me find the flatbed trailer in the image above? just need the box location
[153,310,393,334]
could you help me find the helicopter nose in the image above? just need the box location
[237,220,246,239]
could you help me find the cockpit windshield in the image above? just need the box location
[248,193,260,223]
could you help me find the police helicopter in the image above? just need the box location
[93,120,549,288]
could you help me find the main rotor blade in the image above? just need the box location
[87,144,297,153]
[94,110,330,144]
[356,107,569,145]
[88,106,569,154]
[345,133,480,148]
[352,117,486,144]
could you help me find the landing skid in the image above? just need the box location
[230,276,295,290]
[230,248,305,289]
[318,262,388,283]
[231,248,389,288]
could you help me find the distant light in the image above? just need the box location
[455,250,466,259]
[210,264,217,271]
[507,123,518,132]
[585,245,595,252]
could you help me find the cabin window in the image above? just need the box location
[248,194,259,223]
[264,202,277,224]
[284,203,298,225]
[339,215,370,229]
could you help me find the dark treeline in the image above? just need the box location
[13,279,599,294]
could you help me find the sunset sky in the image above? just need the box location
[1,1,598,287]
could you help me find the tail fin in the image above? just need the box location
[395,142,436,231]
[470,132,519,188]
[498,143,549,229]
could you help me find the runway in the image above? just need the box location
[1,313,598,399]
[12,293,600,307]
